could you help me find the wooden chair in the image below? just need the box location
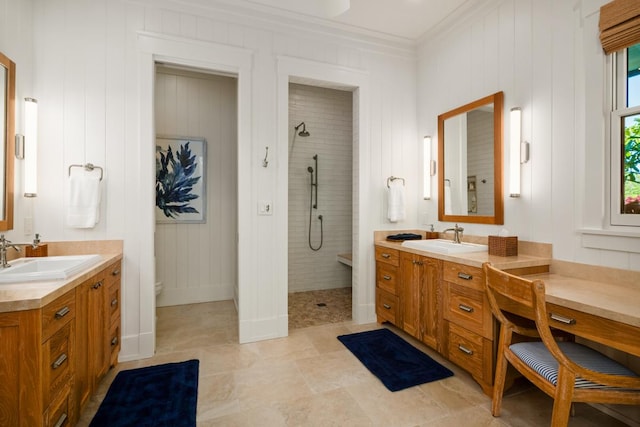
[482,262,640,427]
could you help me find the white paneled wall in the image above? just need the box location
[154,67,237,307]
[288,84,352,293]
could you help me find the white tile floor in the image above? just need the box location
[77,300,632,426]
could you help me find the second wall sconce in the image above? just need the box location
[509,107,531,198]
[423,135,436,199]
[24,97,38,197]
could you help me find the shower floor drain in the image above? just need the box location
[316,303,327,307]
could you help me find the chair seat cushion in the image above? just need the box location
[510,341,638,388]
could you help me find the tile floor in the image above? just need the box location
[77,298,632,426]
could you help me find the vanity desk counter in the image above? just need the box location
[0,252,123,313]
[374,239,551,271]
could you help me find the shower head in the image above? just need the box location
[295,122,310,137]
[307,166,314,173]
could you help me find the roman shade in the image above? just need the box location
[599,0,640,53]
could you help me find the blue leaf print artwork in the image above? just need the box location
[156,141,202,219]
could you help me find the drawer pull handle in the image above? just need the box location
[53,413,68,427]
[458,345,474,355]
[92,280,103,290]
[52,353,68,369]
[111,298,118,307]
[413,260,423,265]
[383,304,391,310]
[550,313,576,325]
[111,336,119,346]
[458,304,474,313]
[383,275,391,280]
[457,272,473,280]
[112,269,121,276]
[381,253,391,259]
[55,306,70,319]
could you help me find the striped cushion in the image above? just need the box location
[510,341,638,389]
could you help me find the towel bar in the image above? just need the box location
[387,176,405,188]
[68,163,104,181]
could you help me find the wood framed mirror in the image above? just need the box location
[0,52,15,231]
[437,91,503,225]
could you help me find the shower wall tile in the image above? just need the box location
[289,84,353,293]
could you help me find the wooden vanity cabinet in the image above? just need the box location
[0,258,122,427]
[399,252,441,351]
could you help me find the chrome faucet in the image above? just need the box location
[0,235,20,268]
[443,224,464,244]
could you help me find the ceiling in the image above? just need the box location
[242,0,472,40]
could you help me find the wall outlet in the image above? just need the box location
[258,201,273,215]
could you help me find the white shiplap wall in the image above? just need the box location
[288,83,352,293]
[154,67,237,307]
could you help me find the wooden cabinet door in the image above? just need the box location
[419,256,440,350]
[400,252,421,338]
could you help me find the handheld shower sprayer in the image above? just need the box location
[295,122,310,137]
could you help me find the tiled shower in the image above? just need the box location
[288,83,353,293]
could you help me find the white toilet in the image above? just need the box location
[155,281,163,298]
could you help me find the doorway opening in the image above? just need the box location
[287,83,354,330]
[153,64,238,321]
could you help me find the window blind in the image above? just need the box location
[599,0,640,53]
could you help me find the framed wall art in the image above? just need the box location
[155,136,207,223]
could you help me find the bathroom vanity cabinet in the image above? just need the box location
[0,258,121,427]
[375,243,545,395]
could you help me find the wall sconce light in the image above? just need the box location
[24,97,38,197]
[509,107,522,198]
[423,135,436,199]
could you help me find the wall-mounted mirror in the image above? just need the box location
[438,91,503,225]
[0,52,15,231]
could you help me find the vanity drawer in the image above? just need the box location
[42,322,73,407]
[43,383,72,427]
[444,281,492,339]
[108,282,120,327]
[105,261,121,285]
[447,322,492,384]
[443,262,483,291]
[375,246,399,267]
[42,290,76,342]
[376,288,399,325]
[376,263,398,295]
[108,321,121,368]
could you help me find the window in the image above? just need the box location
[611,43,640,226]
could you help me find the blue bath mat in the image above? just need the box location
[338,329,453,391]
[90,359,199,427]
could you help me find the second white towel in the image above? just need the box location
[67,175,101,228]
[387,180,405,223]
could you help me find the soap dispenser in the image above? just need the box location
[25,233,48,257]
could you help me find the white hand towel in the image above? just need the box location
[67,175,101,228]
[387,180,405,223]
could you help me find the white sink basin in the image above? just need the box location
[401,239,488,254]
[0,254,103,283]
